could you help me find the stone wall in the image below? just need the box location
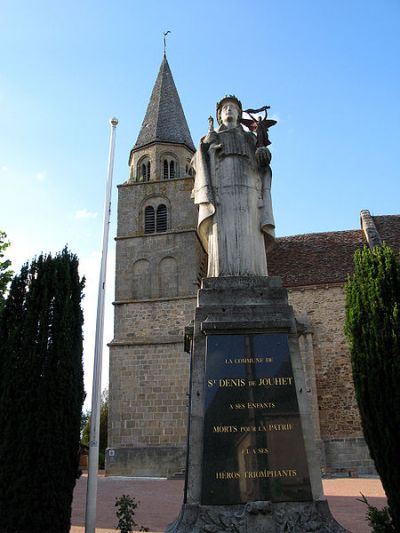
[118,176,197,238]
[115,231,204,301]
[109,341,189,448]
[324,437,375,476]
[108,135,207,476]
[288,284,375,474]
[107,296,196,476]
[288,284,362,438]
[113,296,197,340]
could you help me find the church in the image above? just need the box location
[106,55,400,478]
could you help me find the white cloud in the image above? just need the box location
[35,170,47,181]
[1,165,8,172]
[74,209,98,219]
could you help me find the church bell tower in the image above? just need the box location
[107,55,206,476]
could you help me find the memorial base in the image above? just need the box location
[167,500,347,532]
[167,277,349,532]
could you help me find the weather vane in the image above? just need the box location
[163,30,171,56]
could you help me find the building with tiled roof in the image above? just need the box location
[268,211,400,475]
[108,55,400,478]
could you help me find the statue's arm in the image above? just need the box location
[192,133,218,206]
[202,130,219,147]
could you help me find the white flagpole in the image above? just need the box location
[85,117,118,533]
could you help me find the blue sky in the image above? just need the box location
[1,0,399,406]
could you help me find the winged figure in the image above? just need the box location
[240,105,277,147]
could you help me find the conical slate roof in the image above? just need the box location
[133,55,195,152]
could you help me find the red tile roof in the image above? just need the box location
[268,230,366,287]
[373,215,400,252]
[268,214,400,287]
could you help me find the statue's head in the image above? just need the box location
[216,95,242,127]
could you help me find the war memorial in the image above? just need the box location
[106,54,400,530]
[156,93,348,531]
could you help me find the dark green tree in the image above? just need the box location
[345,243,400,530]
[0,248,85,533]
[0,230,13,313]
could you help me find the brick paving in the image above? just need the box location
[71,475,386,533]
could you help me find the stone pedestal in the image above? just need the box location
[167,277,349,532]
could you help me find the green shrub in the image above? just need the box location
[115,494,149,533]
[358,494,395,532]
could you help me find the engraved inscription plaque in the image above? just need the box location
[201,333,312,505]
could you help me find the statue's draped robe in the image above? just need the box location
[192,125,275,277]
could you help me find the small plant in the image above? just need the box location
[358,493,395,532]
[115,494,149,533]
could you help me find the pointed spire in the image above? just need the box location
[133,56,195,152]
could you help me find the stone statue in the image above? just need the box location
[191,95,275,277]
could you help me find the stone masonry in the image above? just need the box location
[107,55,206,476]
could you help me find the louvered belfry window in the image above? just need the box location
[169,161,175,179]
[144,204,167,233]
[142,162,151,181]
[144,206,155,233]
[156,204,167,232]
[138,157,150,182]
[142,164,147,181]
[163,160,169,179]
[163,158,177,179]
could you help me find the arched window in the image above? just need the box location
[162,156,178,179]
[163,160,169,179]
[143,203,168,234]
[144,206,155,233]
[137,157,151,182]
[140,161,151,181]
[156,204,167,232]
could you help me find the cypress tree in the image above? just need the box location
[0,248,85,533]
[0,230,13,314]
[345,243,400,530]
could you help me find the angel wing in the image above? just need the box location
[240,117,258,131]
[264,119,277,129]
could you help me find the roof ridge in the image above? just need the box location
[276,228,363,240]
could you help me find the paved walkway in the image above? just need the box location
[71,475,387,533]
